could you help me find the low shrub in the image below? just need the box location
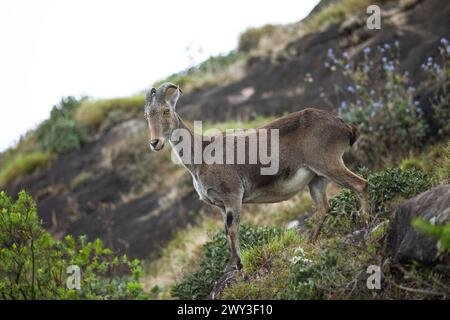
[36,96,88,154]
[283,249,338,299]
[0,190,147,300]
[320,43,429,166]
[154,51,242,93]
[325,168,432,235]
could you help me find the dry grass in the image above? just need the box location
[0,152,54,188]
[141,214,222,299]
[75,95,144,129]
[305,0,395,32]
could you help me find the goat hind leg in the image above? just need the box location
[313,159,369,225]
[308,175,329,243]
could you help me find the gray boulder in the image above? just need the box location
[387,185,450,265]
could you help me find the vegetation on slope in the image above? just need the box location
[0,191,148,300]
[171,167,449,300]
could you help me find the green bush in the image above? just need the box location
[171,224,282,300]
[154,51,240,92]
[325,168,432,235]
[0,190,147,300]
[283,249,337,300]
[36,96,88,154]
[321,43,429,166]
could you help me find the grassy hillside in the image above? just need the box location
[1,0,449,300]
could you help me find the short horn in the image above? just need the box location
[156,82,182,100]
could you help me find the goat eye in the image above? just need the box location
[163,109,170,115]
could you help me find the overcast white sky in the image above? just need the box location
[0,0,319,152]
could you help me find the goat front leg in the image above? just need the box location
[222,202,243,272]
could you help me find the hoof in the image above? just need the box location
[210,269,240,300]
[225,259,243,273]
[359,209,370,227]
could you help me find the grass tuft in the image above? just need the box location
[0,152,53,187]
[75,95,144,129]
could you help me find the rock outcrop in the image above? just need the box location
[387,185,450,265]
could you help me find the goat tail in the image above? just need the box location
[348,123,359,146]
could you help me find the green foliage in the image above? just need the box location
[36,96,88,154]
[0,152,53,188]
[196,52,240,73]
[284,249,338,299]
[154,51,241,93]
[400,156,426,172]
[171,224,282,300]
[368,168,431,211]
[0,190,147,300]
[238,25,277,53]
[325,168,432,235]
[412,218,450,253]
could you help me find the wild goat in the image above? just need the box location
[145,82,369,271]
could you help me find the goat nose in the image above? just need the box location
[149,139,160,149]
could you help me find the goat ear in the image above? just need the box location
[146,87,156,103]
[166,85,182,109]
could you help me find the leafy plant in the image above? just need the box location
[320,43,428,166]
[154,51,241,93]
[325,168,432,235]
[0,190,147,300]
[284,249,338,300]
[36,96,88,154]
